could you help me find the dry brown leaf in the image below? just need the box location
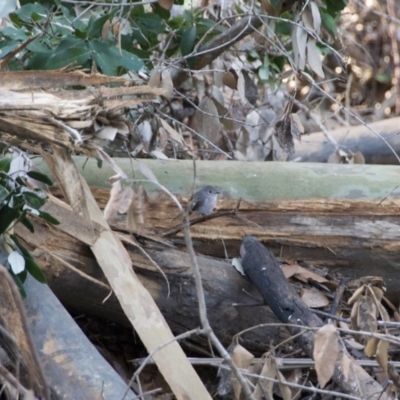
[290,113,304,136]
[348,285,365,305]
[236,70,247,104]
[285,368,302,400]
[158,0,174,10]
[277,370,292,400]
[364,337,379,357]
[350,299,360,330]
[195,96,221,146]
[231,345,254,399]
[376,339,389,373]
[158,118,186,147]
[281,264,328,283]
[313,323,339,388]
[213,58,224,87]
[127,186,147,231]
[369,285,385,303]
[352,151,365,164]
[300,288,330,308]
[148,69,173,98]
[103,177,134,221]
[307,38,325,78]
[242,70,258,105]
[211,98,235,131]
[222,70,237,89]
[357,295,377,335]
[253,354,275,399]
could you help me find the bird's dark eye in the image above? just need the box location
[208,190,212,193]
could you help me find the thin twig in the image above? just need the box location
[182,212,255,399]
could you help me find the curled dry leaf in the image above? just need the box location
[158,117,186,147]
[276,116,299,156]
[313,323,339,388]
[348,285,365,305]
[127,185,148,231]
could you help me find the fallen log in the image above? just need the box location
[16,205,282,355]
[294,117,400,164]
[32,158,400,297]
[24,276,138,400]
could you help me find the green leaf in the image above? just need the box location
[21,215,35,233]
[39,211,60,225]
[42,36,91,70]
[10,234,33,259]
[0,185,8,205]
[1,26,28,41]
[14,3,48,23]
[25,257,47,283]
[96,158,103,168]
[18,269,28,283]
[89,39,143,75]
[0,158,12,173]
[23,191,46,210]
[321,11,337,36]
[27,170,53,186]
[152,3,170,20]
[0,205,20,234]
[181,25,196,57]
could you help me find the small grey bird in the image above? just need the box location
[190,185,220,215]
